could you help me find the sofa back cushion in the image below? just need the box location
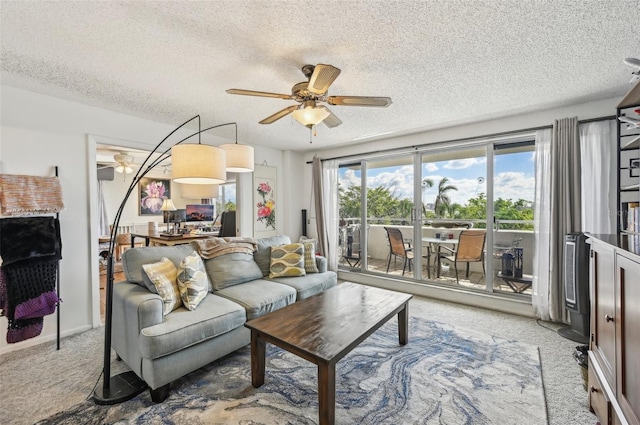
[204,252,263,291]
[122,245,195,289]
[254,235,291,277]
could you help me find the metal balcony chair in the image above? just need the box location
[436,230,486,283]
[384,227,414,275]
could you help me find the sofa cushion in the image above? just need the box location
[142,257,182,315]
[204,252,263,291]
[302,241,319,274]
[176,251,209,310]
[123,245,195,287]
[269,243,306,278]
[254,235,291,277]
[215,279,296,320]
[270,270,338,300]
[139,294,246,359]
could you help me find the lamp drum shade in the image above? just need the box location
[220,143,254,173]
[180,183,219,199]
[171,144,226,184]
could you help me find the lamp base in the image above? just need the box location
[93,371,147,405]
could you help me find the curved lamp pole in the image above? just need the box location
[94,116,237,404]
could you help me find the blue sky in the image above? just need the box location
[339,151,535,206]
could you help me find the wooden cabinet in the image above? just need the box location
[615,253,640,425]
[588,235,640,425]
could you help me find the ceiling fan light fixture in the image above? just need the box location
[220,143,254,173]
[292,101,331,128]
[171,144,227,184]
[113,153,135,174]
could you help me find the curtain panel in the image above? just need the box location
[533,117,582,322]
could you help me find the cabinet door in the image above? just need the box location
[591,242,616,387]
[616,254,640,425]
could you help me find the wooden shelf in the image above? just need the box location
[617,81,640,108]
[621,134,640,150]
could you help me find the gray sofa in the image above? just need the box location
[111,235,337,402]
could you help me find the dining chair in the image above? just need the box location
[384,227,414,275]
[436,230,486,283]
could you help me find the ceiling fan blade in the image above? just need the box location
[307,64,341,95]
[259,105,299,124]
[226,88,293,100]
[327,96,392,107]
[322,108,342,128]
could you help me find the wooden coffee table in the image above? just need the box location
[244,282,412,425]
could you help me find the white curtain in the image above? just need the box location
[312,157,339,272]
[323,160,339,271]
[97,179,110,236]
[579,120,617,234]
[532,128,552,320]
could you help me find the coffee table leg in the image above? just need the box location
[318,362,336,425]
[398,302,409,345]
[251,330,265,387]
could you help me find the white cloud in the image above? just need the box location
[443,158,486,170]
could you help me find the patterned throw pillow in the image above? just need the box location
[302,241,319,274]
[176,251,209,311]
[142,257,182,315]
[269,243,306,278]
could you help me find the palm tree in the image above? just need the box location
[434,177,458,218]
[421,178,434,218]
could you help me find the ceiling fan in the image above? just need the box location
[97,152,137,174]
[226,64,392,129]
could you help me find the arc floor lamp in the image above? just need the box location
[94,115,250,404]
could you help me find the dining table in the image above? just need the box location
[421,236,459,271]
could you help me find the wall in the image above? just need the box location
[0,86,303,353]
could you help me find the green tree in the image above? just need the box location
[433,177,458,218]
[225,200,236,211]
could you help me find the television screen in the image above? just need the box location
[186,204,215,222]
[168,209,186,223]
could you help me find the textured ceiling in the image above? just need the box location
[2,0,639,152]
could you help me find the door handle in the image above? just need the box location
[605,314,614,323]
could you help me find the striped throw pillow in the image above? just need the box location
[142,257,182,315]
[302,241,319,274]
[269,243,306,278]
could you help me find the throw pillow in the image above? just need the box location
[302,241,319,274]
[142,257,182,315]
[176,251,209,310]
[269,243,306,278]
[255,235,292,277]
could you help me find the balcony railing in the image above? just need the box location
[338,219,534,295]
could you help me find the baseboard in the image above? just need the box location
[0,324,93,355]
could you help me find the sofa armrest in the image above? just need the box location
[315,255,328,273]
[112,281,164,372]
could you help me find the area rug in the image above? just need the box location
[37,317,547,424]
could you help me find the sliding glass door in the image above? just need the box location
[337,135,536,302]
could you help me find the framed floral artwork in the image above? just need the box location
[254,164,277,237]
[139,177,171,215]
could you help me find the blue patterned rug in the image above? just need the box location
[38,317,547,424]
